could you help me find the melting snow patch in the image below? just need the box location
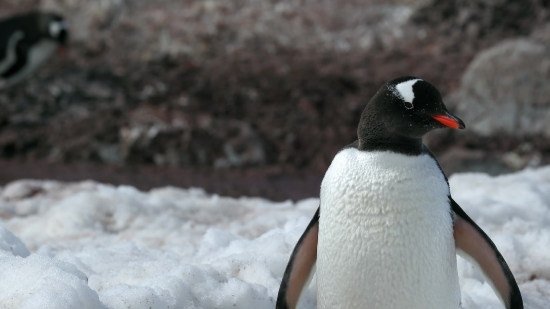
[0,167,549,308]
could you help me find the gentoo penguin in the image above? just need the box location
[0,11,68,88]
[276,76,523,309]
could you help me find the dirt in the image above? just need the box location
[0,159,325,201]
[1,0,549,200]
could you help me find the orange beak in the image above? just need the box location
[432,114,465,129]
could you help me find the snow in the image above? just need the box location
[0,166,550,309]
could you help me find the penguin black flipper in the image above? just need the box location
[451,198,523,309]
[0,30,25,75]
[1,39,28,79]
[276,207,319,309]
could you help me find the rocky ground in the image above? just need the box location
[1,0,550,200]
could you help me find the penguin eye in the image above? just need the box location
[392,79,421,110]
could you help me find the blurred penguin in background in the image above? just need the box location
[0,11,68,88]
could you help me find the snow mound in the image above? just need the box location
[0,253,105,308]
[0,225,30,257]
[0,167,549,308]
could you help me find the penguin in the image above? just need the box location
[276,76,523,309]
[0,11,68,88]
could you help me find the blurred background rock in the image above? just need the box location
[1,0,549,200]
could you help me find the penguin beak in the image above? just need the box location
[431,113,465,130]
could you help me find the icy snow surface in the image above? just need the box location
[0,167,550,309]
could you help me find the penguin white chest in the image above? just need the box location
[317,148,460,309]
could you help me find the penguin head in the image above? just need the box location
[357,76,465,153]
[39,13,68,46]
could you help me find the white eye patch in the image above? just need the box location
[49,21,68,37]
[393,78,421,109]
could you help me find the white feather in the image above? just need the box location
[317,148,460,309]
[394,79,421,104]
[49,21,67,38]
